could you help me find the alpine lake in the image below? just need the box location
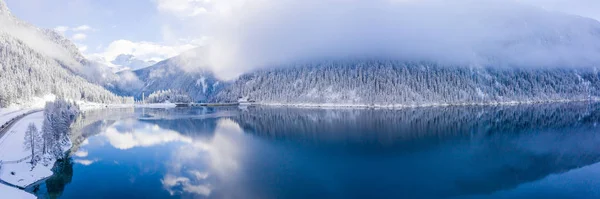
[30,102,600,199]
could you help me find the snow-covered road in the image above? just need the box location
[0,110,40,141]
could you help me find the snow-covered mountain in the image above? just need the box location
[211,60,600,105]
[0,0,132,107]
[207,2,600,105]
[111,54,157,72]
[113,48,225,102]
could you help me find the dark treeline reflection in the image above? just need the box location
[234,103,600,144]
[229,103,600,198]
[29,158,74,199]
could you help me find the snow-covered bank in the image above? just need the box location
[0,112,67,188]
[75,101,175,112]
[0,184,35,199]
[259,98,599,109]
[134,103,177,108]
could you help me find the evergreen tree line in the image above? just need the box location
[213,60,600,105]
[145,89,193,103]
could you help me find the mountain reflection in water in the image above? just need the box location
[34,103,600,199]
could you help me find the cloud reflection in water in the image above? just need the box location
[103,119,194,150]
[158,119,245,197]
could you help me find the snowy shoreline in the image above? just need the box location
[0,112,49,199]
[258,98,599,109]
[76,101,176,112]
[0,99,79,198]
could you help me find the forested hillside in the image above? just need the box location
[0,0,132,107]
[213,60,600,106]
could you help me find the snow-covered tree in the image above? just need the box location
[23,123,41,168]
[41,98,80,159]
[145,89,193,103]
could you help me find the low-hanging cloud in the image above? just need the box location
[0,13,83,70]
[195,0,600,80]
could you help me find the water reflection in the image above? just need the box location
[103,119,194,150]
[34,103,600,199]
[162,119,245,198]
[31,158,74,199]
[231,103,600,198]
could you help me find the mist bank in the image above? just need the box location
[112,0,600,105]
[197,0,600,80]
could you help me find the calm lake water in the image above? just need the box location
[31,103,600,199]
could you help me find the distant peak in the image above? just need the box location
[0,0,9,15]
[115,54,135,60]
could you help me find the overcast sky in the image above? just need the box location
[4,0,600,72]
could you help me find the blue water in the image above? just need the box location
[32,103,600,199]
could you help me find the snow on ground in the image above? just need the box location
[260,98,597,109]
[75,101,175,112]
[4,95,56,110]
[0,112,66,188]
[0,184,35,199]
[0,95,55,126]
[135,103,177,108]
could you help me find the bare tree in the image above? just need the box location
[23,123,41,168]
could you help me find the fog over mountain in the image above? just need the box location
[199,0,600,80]
[111,54,157,71]
[3,0,600,106]
[107,0,600,105]
[111,48,225,102]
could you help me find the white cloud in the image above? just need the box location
[74,159,96,166]
[161,119,243,197]
[0,17,81,68]
[92,39,196,63]
[73,25,92,32]
[150,0,600,80]
[54,26,69,34]
[188,0,600,80]
[517,0,600,21]
[77,44,88,52]
[156,0,211,18]
[72,33,87,41]
[53,25,94,34]
[103,120,193,150]
[161,174,212,196]
[73,149,88,157]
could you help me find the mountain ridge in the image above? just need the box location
[0,0,132,107]
[110,48,225,102]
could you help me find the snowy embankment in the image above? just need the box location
[260,98,598,109]
[0,112,70,188]
[0,111,71,199]
[0,184,35,199]
[76,101,175,112]
[134,103,177,108]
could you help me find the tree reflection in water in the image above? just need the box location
[30,157,74,199]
